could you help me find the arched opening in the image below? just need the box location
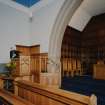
[61,13,105,78]
[49,0,82,61]
[48,0,82,86]
[60,13,105,105]
[48,0,105,104]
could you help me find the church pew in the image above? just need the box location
[14,80,97,105]
[0,89,34,105]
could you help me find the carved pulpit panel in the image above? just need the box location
[20,56,30,75]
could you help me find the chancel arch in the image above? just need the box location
[48,0,82,87]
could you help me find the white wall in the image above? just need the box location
[69,7,91,31]
[30,0,65,52]
[0,0,92,63]
[0,3,30,63]
[0,0,65,63]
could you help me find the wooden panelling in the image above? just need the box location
[16,45,30,56]
[0,75,34,93]
[14,80,97,105]
[82,13,105,75]
[12,45,40,78]
[0,89,34,105]
[15,44,49,84]
[12,59,20,76]
[61,58,82,77]
[20,56,30,76]
[12,56,31,76]
[30,54,40,83]
[30,45,40,55]
[61,26,82,77]
[0,76,4,89]
[93,64,105,80]
[61,13,105,77]
[40,73,59,87]
[82,13,105,59]
[30,53,48,83]
[16,45,40,56]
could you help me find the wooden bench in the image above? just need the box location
[0,89,34,105]
[14,80,97,105]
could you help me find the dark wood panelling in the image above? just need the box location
[81,13,105,75]
[61,26,81,58]
[61,13,105,76]
[82,13,105,62]
[61,26,82,77]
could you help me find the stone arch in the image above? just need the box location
[48,0,82,86]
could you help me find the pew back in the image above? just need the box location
[15,80,97,105]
